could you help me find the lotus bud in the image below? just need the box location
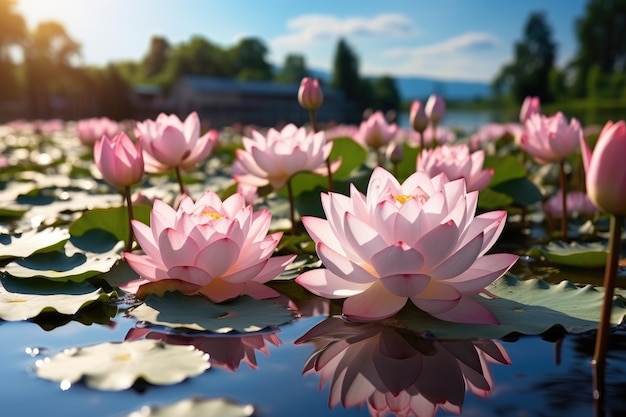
[425,94,446,124]
[409,100,428,133]
[298,77,324,111]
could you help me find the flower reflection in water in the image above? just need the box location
[125,327,280,372]
[296,316,511,417]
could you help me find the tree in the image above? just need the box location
[141,36,170,79]
[331,38,361,103]
[569,0,626,97]
[492,12,556,103]
[229,37,272,81]
[275,53,308,83]
[0,0,26,99]
[371,75,401,114]
[23,21,82,118]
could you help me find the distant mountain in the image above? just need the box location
[308,68,491,101]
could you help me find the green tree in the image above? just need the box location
[570,0,626,97]
[23,21,82,118]
[275,53,308,83]
[492,12,556,103]
[331,38,361,103]
[0,0,26,99]
[229,37,272,81]
[141,35,170,79]
[371,75,400,113]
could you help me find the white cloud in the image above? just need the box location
[272,13,417,49]
[377,32,501,80]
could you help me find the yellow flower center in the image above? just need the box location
[202,211,223,220]
[394,194,412,205]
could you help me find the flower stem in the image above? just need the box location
[287,178,296,235]
[309,109,334,191]
[559,160,568,242]
[124,185,135,252]
[592,214,623,414]
[175,166,186,197]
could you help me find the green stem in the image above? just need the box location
[560,160,568,242]
[287,178,296,235]
[592,214,623,415]
[175,166,186,197]
[124,185,135,252]
[309,109,334,191]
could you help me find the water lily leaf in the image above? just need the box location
[123,397,254,417]
[69,204,152,244]
[399,275,625,339]
[328,137,367,179]
[528,241,607,268]
[2,242,123,282]
[491,177,542,206]
[0,285,114,321]
[35,340,210,391]
[485,155,527,185]
[129,292,294,333]
[0,228,70,260]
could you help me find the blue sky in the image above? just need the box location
[16,0,588,82]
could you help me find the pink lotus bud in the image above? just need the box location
[94,132,144,189]
[298,77,324,111]
[409,100,428,133]
[581,120,626,215]
[425,94,446,124]
[520,96,541,123]
[385,140,404,164]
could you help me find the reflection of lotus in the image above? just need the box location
[296,316,510,417]
[126,327,280,372]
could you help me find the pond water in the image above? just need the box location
[2,275,626,417]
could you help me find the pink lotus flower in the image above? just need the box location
[122,191,296,302]
[298,77,324,111]
[232,124,340,190]
[354,111,398,150]
[134,111,218,173]
[425,94,446,124]
[76,117,120,146]
[417,143,494,192]
[580,120,626,215]
[520,96,542,123]
[400,126,456,148]
[543,189,597,219]
[521,112,581,163]
[126,327,281,372]
[469,123,523,152]
[409,100,428,133]
[94,132,144,189]
[295,167,518,323]
[296,317,510,417]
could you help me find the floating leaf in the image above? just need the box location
[0,284,114,321]
[35,340,210,391]
[528,240,607,268]
[0,228,70,260]
[398,275,625,339]
[69,204,152,245]
[2,242,123,282]
[123,397,254,417]
[129,292,294,333]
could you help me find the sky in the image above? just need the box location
[16,0,588,82]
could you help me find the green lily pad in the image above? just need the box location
[0,228,70,260]
[398,275,625,339]
[129,292,295,333]
[123,397,255,417]
[2,242,123,282]
[69,204,152,246]
[0,285,115,321]
[528,241,607,268]
[35,340,210,391]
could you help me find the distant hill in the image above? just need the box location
[308,68,491,101]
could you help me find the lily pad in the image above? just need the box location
[2,242,123,282]
[398,275,625,339]
[528,241,607,268]
[123,397,255,417]
[129,292,295,333]
[0,228,70,260]
[0,285,114,322]
[35,340,210,391]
